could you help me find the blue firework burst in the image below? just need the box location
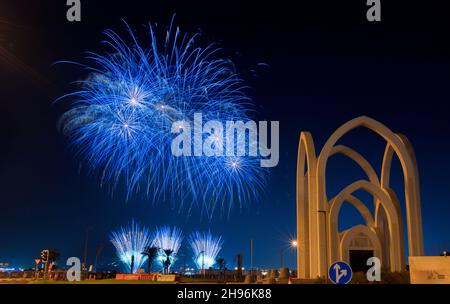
[58,18,268,215]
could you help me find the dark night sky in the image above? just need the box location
[1,0,450,271]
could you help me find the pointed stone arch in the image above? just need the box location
[377,134,423,257]
[314,116,423,276]
[327,180,403,272]
[340,225,382,265]
[329,145,380,187]
[329,144,380,207]
[296,132,317,278]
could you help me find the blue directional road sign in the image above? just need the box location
[329,261,352,284]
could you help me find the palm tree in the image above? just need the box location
[216,257,227,281]
[48,249,60,264]
[47,249,60,277]
[141,246,159,274]
[94,243,104,273]
[216,257,226,270]
[130,255,135,274]
[163,249,174,274]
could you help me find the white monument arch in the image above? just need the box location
[296,116,424,279]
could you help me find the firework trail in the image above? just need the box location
[151,226,183,270]
[110,220,152,273]
[58,17,268,216]
[189,230,223,269]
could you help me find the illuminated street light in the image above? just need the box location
[280,239,298,268]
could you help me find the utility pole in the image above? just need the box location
[83,227,92,272]
[236,253,243,280]
[34,259,40,279]
[280,250,283,268]
[202,251,206,279]
[83,228,88,270]
[94,243,104,273]
[250,239,254,279]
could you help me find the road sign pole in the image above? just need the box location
[34,259,40,279]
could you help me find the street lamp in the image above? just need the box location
[196,251,206,278]
[202,251,205,278]
[280,239,298,268]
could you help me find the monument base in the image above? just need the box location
[409,256,450,284]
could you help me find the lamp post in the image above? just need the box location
[197,251,206,278]
[34,259,40,279]
[83,228,89,270]
[280,240,298,268]
[179,253,187,275]
[250,239,253,279]
[202,251,205,278]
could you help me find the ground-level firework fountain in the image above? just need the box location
[110,220,152,273]
[189,231,223,270]
[151,226,183,273]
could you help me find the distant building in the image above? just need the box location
[0,262,12,272]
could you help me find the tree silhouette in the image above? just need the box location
[48,249,60,264]
[141,246,159,274]
[216,257,227,281]
[163,249,174,274]
[130,255,135,274]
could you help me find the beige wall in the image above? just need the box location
[409,256,450,284]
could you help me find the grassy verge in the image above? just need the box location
[25,279,175,284]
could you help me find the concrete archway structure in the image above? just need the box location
[340,225,382,265]
[296,116,423,279]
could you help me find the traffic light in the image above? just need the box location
[41,249,49,263]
